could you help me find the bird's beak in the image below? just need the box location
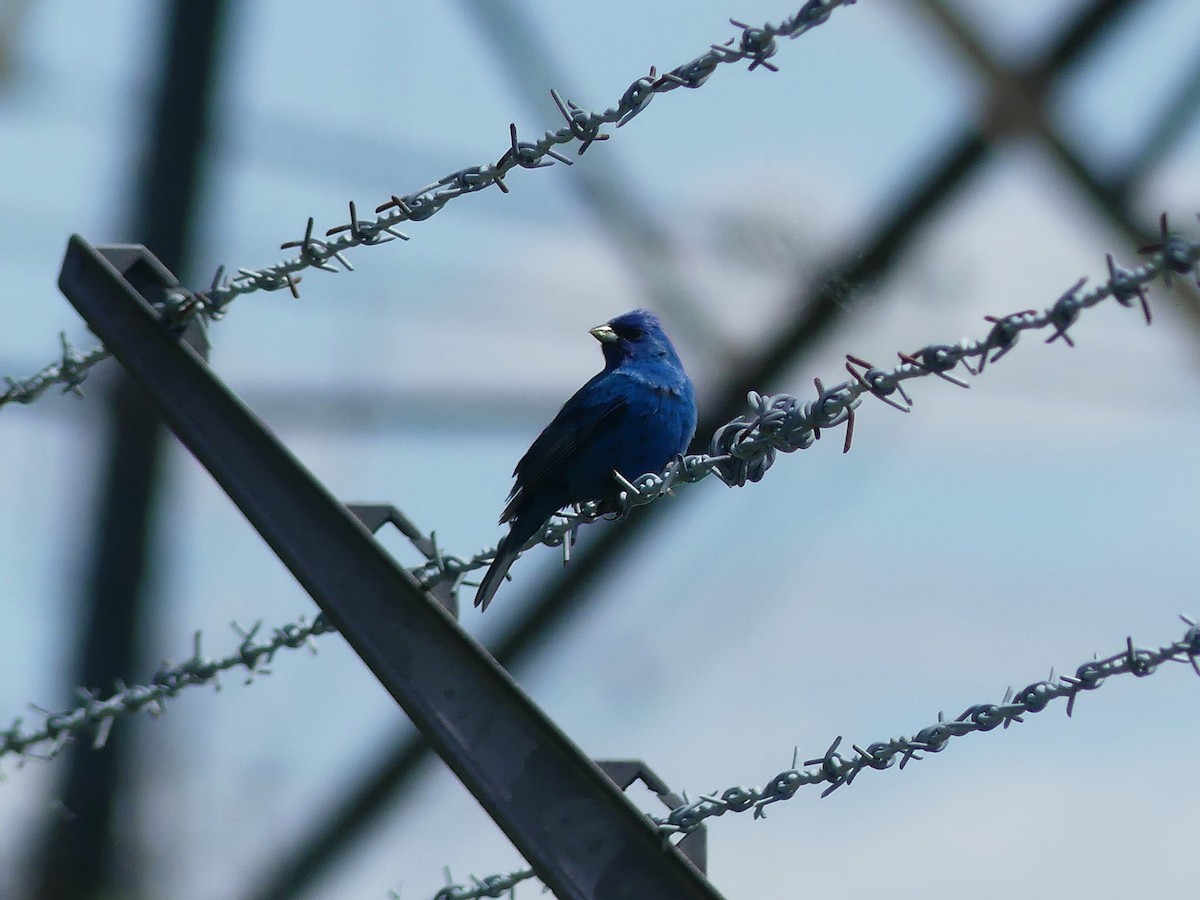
[590,324,618,343]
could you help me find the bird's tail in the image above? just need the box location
[474,532,522,612]
[475,499,558,611]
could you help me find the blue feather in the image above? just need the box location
[475,310,696,610]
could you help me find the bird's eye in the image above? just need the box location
[625,327,644,340]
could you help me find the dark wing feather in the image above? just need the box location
[500,376,629,524]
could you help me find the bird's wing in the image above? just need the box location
[500,375,629,524]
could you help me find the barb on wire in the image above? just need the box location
[0,615,334,767]
[1,0,858,411]
[395,866,536,900]
[655,615,1200,832]
[1,333,108,406]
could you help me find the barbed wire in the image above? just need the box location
[417,215,1200,590]
[0,0,857,410]
[3,219,1196,767]
[0,615,333,768]
[653,614,1200,832]
[0,331,108,407]
[393,866,537,900]
[409,615,1200,898]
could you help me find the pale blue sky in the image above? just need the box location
[2,2,1200,898]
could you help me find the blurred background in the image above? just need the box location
[2,0,1200,897]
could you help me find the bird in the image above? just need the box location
[474,309,697,611]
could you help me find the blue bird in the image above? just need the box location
[474,309,697,611]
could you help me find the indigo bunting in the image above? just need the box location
[474,309,697,611]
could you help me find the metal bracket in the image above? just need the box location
[347,503,458,618]
[598,759,707,874]
[91,243,210,360]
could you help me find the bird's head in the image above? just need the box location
[589,309,683,370]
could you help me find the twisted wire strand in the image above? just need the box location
[398,866,535,900]
[2,225,1196,766]
[409,616,1200,898]
[0,616,333,766]
[653,615,1200,832]
[1,0,857,410]
[424,222,1200,586]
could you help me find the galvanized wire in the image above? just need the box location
[396,866,536,900]
[424,220,1200,589]
[0,616,333,767]
[411,615,1200,898]
[654,614,1200,831]
[0,0,857,410]
[0,332,106,407]
[2,224,1195,767]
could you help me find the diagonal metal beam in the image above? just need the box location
[59,236,724,900]
[247,2,1144,897]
